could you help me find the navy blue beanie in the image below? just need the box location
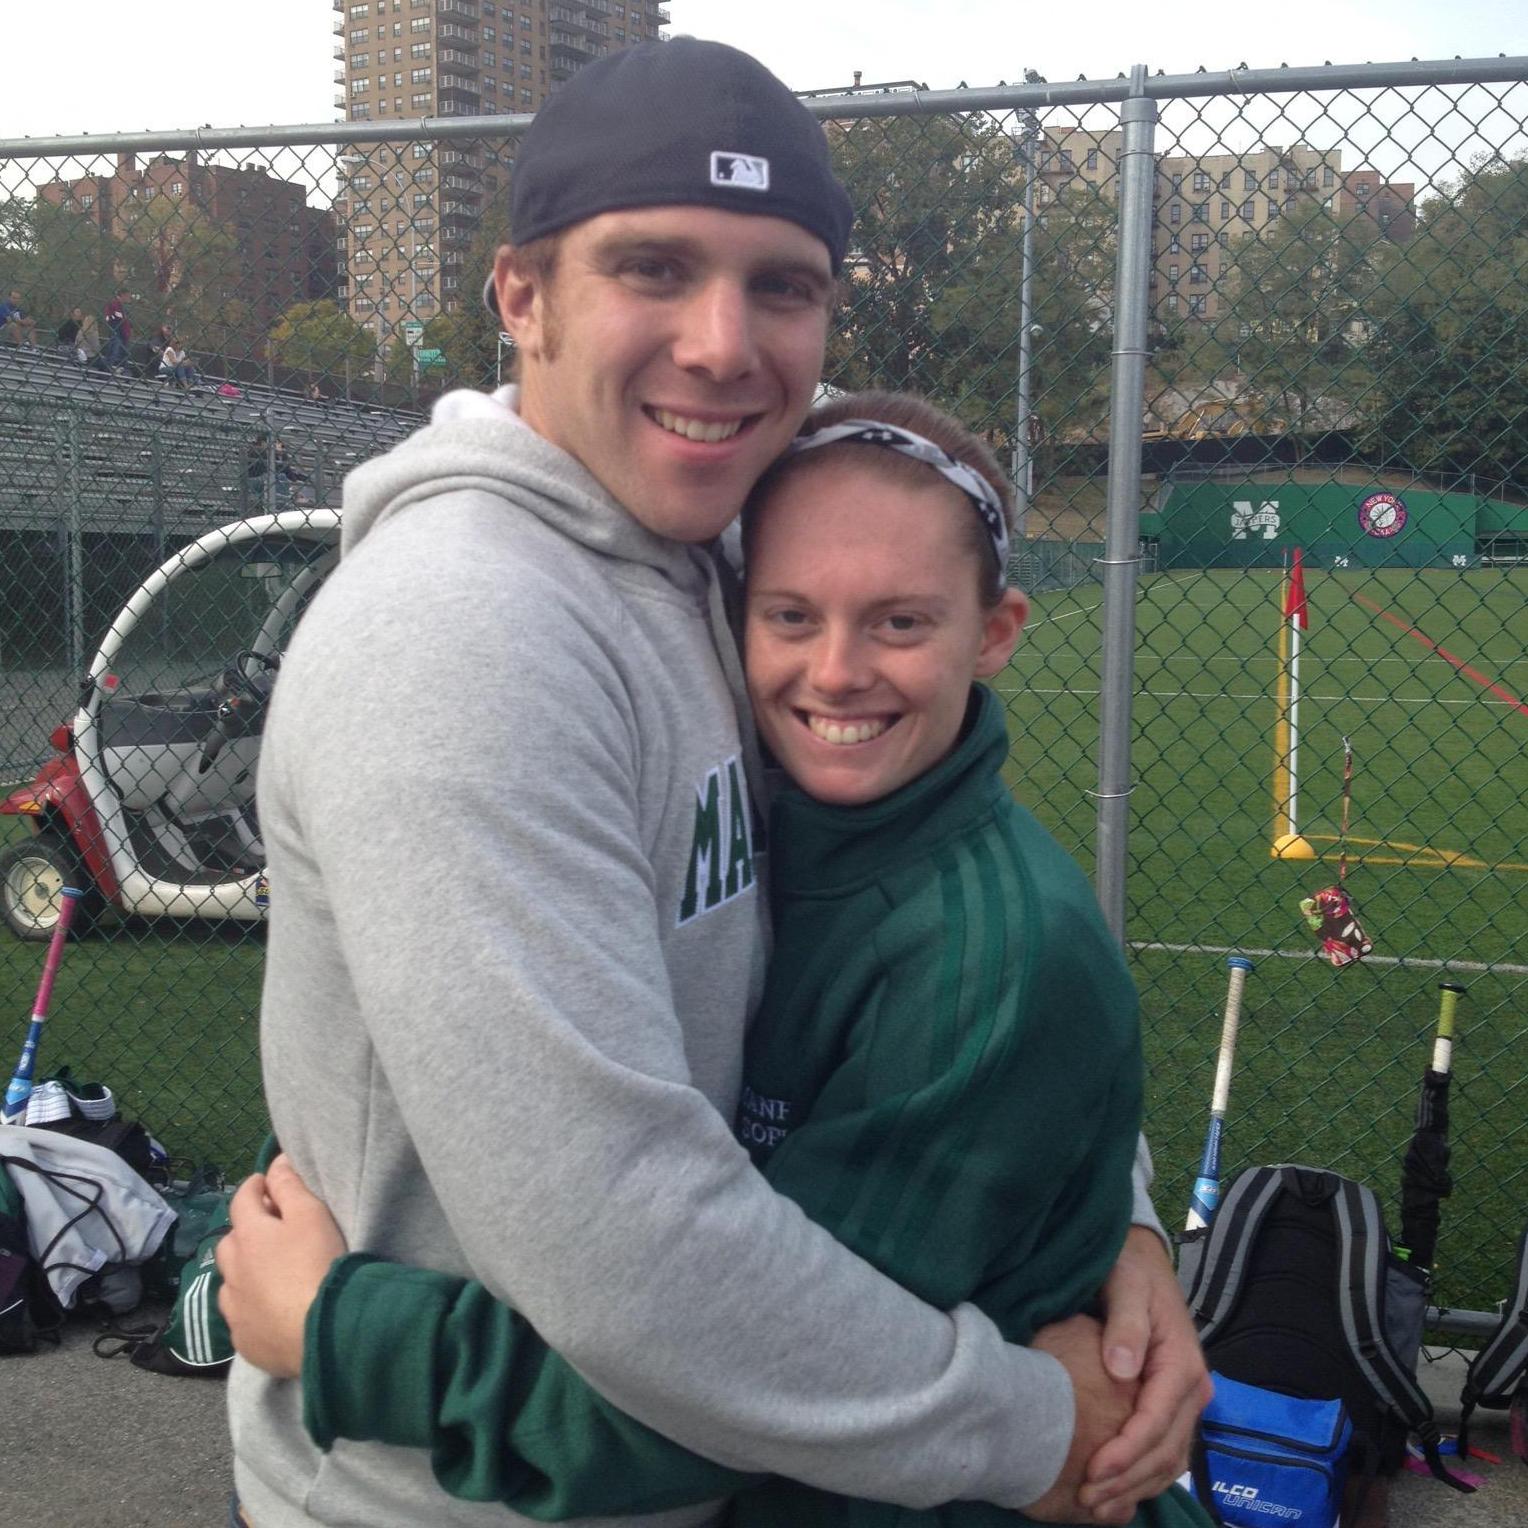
[484,39,853,313]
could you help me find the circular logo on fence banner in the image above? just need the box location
[1358,492,1408,538]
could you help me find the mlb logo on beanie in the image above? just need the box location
[711,152,770,191]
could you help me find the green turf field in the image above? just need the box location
[0,864,266,1173]
[997,563,1528,1317]
[0,562,1521,1315]
[0,792,264,1171]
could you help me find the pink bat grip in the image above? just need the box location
[30,888,83,1019]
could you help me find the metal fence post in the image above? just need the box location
[150,432,163,530]
[65,411,85,680]
[1012,109,1040,542]
[1094,66,1158,945]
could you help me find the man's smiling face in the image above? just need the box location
[496,205,833,544]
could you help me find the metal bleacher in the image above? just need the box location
[0,344,422,537]
[0,346,424,774]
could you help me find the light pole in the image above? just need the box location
[1012,107,1041,543]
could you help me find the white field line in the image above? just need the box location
[1024,577,1527,678]
[1015,649,1528,671]
[1096,652,1528,670]
[1025,599,1105,627]
[1024,572,1202,628]
[995,685,1515,709]
[1131,941,1528,978]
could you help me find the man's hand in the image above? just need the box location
[1020,1315,1140,1525]
[1079,1226,1213,1520]
[216,1154,348,1379]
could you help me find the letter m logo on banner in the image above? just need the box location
[1231,501,1282,540]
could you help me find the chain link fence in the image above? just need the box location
[0,55,1524,1326]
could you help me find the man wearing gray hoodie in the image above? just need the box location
[226,38,1208,1528]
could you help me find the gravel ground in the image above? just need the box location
[0,1302,235,1527]
[1,1319,1522,1527]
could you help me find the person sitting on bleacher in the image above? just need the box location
[58,305,105,367]
[103,288,133,371]
[247,434,310,503]
[57,306,83,354]
[77,312,104,368]
[150,322,178,375]
[158,335,198,390]
[0,289,39,348]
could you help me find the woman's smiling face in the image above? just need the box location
[743,455,1027,807]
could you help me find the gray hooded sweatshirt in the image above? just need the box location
[229,389,1135,1527]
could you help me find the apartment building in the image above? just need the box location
[39,151,338,333]
[1338,169,1417,241]
[1153,144,1344,324]
[1034,127,1415,327]
[1035,125,1123,199]
[334,0,668,341]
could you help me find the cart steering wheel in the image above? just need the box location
[197,649,282,774]
[225,648,282,697]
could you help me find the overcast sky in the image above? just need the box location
[3,0,1524,141]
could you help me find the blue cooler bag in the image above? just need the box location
[1193,1372,1353,1527]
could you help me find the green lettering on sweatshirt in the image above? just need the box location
[724,757,754,899]
[678,756,755,926]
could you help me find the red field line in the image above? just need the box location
[1351,592,1528,718]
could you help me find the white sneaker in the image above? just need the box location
[23,1080,71,1125]
[65,1079,117,1121]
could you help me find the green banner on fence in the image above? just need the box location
[1149,477,1482,569]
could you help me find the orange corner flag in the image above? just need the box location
[1284,546,1309,629]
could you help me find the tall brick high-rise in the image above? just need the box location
[333,0,669,342]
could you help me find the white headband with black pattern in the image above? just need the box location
[784,420,1011,579]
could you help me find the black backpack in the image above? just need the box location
[1458,1221,1528,1460]
[36,1116,167,1185]
[1179,1163,1473,1494]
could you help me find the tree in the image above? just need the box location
[1023,184,1119,448]
[111,196,267,361]
[1363,283,1528,491]
[1360,155,1528,489]
[383,308,502,394]
[1382,152,1528,308]
[825,113,1019,414]
[0,190,274,362]
[0,195,122,331]
[268,299,376,380]
[1217,201,1396,434]
[823,113,1117,460]
[382,215,505,392]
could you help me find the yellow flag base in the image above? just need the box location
[1271,834,1317,861]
